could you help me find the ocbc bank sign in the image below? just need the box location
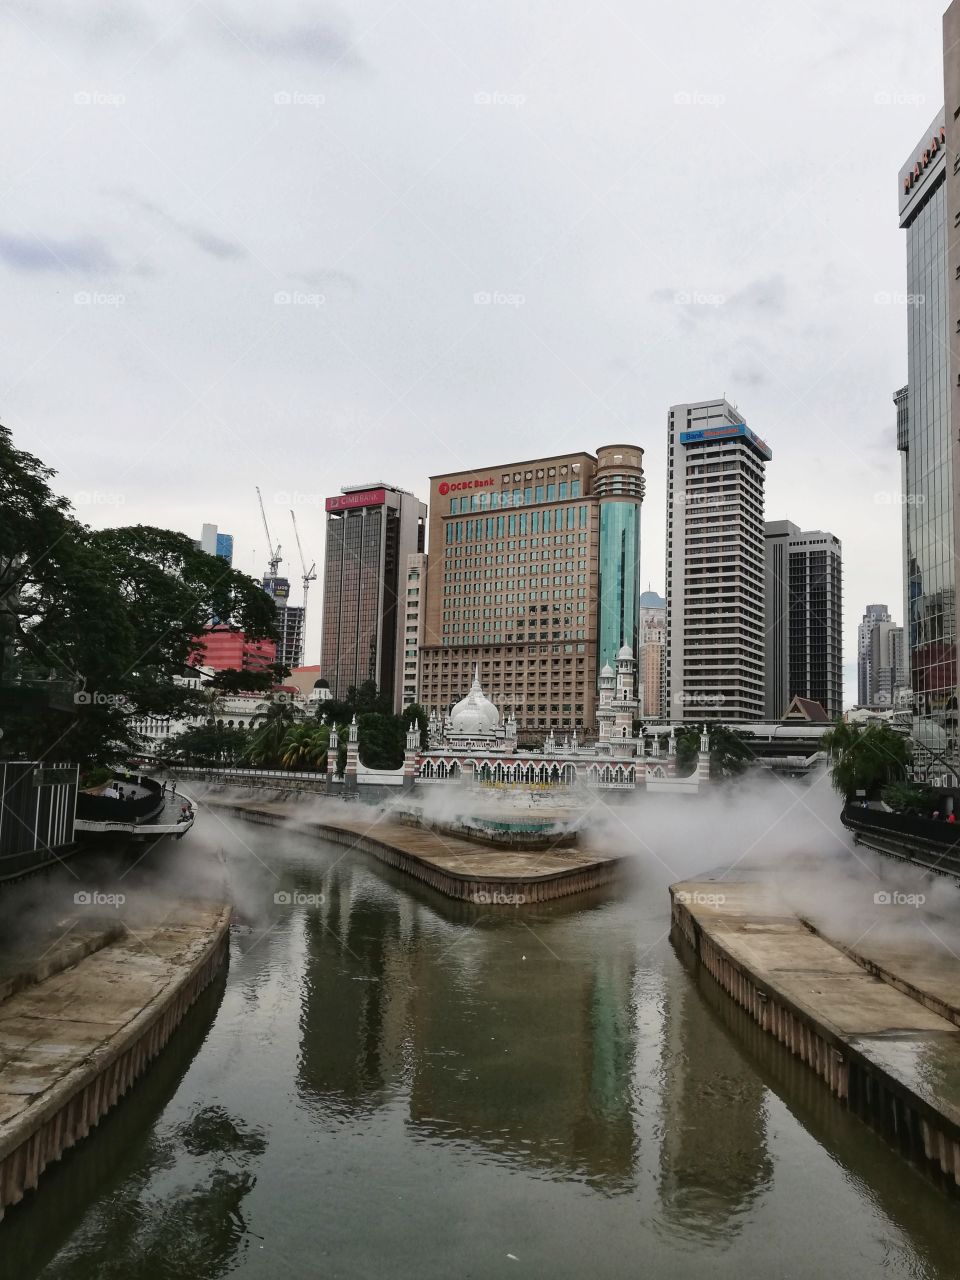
[437,477,495,496]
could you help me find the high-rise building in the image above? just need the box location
[665,399,771,722]
[260,574,305,671]
[869,621,906,707]
[638,588,666,718]
[197,522,234,566]
[898,107,956,747]
[191,626,276,673]
[419,447,644,733]
[320,485,427,711]
[764,521,842,720]
[857,603,891,706]
[402,552,427,709]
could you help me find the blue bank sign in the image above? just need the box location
[679,423,773,461]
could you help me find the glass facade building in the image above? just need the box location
[898,112,955,746]
[595,446,645,675]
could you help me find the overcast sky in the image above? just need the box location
[1,0,949,702]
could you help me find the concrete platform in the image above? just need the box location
[671,880,960,1185]
[208,796,620,904]
[0,902,230,1218]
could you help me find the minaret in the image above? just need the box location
[697,724,711,785]
[326,720,339,793]
[402,719,420,790]
[343,714,359,796]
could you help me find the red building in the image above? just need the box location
[191,626,277,673]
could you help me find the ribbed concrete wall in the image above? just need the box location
[672,894,960,1188]
[0,909,230,1219]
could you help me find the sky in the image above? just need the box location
[0,0,950,703]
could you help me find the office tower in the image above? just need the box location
[320,485,427,711]
[898,108,956,742]
[857,604,891,706]
[595,445,646,673]
[638,589,666,718]
[402,553,427,709]
[869,621,906,707]
[198,522,234,566]
[665,399,771,722]
[764,520,843,720]
[419,447,644,733]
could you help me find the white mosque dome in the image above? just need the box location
[449,668,500,734]
[617,644,633,660]
[600,662,614,678]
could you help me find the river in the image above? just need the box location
[1,808,957,1279]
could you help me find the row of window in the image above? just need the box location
[448,481,582,514]
[445,507,589,543]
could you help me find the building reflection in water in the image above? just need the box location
[655,963,773,1241]
[297,867,638,1190]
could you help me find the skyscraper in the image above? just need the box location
[869,621,906,707]
[857,603,891,706]
[764,521,842,720]
[419,447,644,733]
[665,399,771,722]
[197,522,234,566]
[638,589,666,718]
[320,484,427,711]
[898,109,955,744]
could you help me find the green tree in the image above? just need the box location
[244,699,298,767]
[401,702,429,749]
[676,724,752,778]
[280,722,330,770]
[356,712,405,769]
[208,663,290,693]
[881,780,935,816]
[0,424,278,768]
[823,720,911,801]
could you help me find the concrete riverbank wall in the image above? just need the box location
[671,882,960,1188]
[0,904,230,1219]
[212,798,619,905]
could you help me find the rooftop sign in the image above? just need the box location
[679,423,773,461]
[437,477,496,496]
[326,488,387,512]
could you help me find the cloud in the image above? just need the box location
[208,10,363,68]
[0,233,116,274]
[727,274,788,314]
[296,267,360,295]
[112,191,247,262]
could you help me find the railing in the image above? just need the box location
[840,805,960,877]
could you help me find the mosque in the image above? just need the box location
[329,646,712,796]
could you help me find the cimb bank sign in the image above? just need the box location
[325,488,386,512]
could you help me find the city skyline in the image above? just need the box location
[1,1,946,706]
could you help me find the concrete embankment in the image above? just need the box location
[671,881,960,1187]
[0,902,230,1219]
[207,794,619,904]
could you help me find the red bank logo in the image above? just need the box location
[903,126,946,193]
[438,477,494,497]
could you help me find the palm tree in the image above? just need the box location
[280,722,329,770]
[244,697,298,768]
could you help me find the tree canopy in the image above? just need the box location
[0,423,278,767]
[823,720,911,801]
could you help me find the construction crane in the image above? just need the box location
[255,486,282,579]
[290,508,317,661]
